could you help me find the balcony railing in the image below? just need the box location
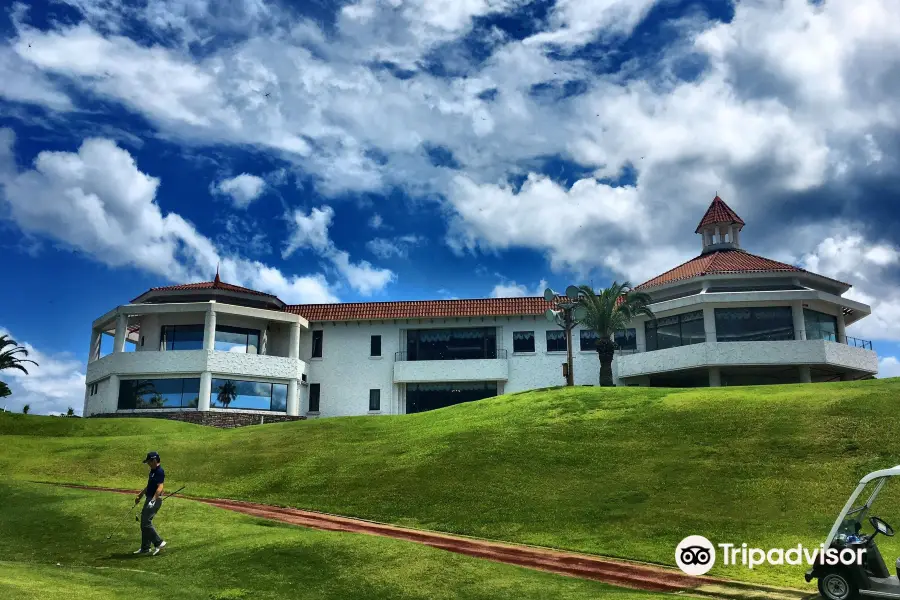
[395,349,508,361]
[806,330,874,350]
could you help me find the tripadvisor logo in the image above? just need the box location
[675,536,865,576]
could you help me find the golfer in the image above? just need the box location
[133,451,167,555]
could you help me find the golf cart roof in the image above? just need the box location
[860,466,900,485]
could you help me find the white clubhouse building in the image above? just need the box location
[83,197,879,419]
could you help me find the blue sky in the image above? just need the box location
[1,0,899,414]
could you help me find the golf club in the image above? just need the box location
[134,485,187,522]
[106,502,138,540]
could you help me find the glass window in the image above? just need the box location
[311,330,323,358]
[546,330,567,352]
[512,331,535,353]
[804,309,838,341]
[309,383,320,412]
[160,324,204,351]
[370,335,381,357]
[655,315,682,350]
[715,307,794,342]
[406,328,497,360]
[210,378,286,411]
[369,389,380,411]
[214,325,260,354]
[117,378,201,410]
[680,310,705,345]
[580,329,599,351]
[615,328,637,350]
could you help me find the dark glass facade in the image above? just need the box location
[715,307,794,342]
[406,328,497,360]
[804,309,838,341]
[645,310,704,351]
[118,378,201,409]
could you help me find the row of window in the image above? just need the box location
[160,324,261,353]
[117,377,287,411]
[511,329,638,353]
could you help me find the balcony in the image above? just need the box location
[86,349,306,383]
[615,338,878,379]
[393,349,509,384]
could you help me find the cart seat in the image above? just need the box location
[896,557,900,579]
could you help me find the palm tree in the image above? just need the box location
[216,380,238,408]
[22,404,30,414]
[577,282,654,387]
[0,335,38,375]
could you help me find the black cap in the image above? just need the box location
[143,451,160,463]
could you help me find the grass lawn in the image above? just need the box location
[0,482,662,599]
[3,378,900,591]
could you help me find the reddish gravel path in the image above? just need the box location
[57,484,812,599]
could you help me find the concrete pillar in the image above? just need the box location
[289,321,301,359]
[109,374,120,412]
[83,385,91,417]
[798,365,812,384]
[703,306,717,343]
[836,312,847,344]
[791,301,806,340]
[88,328,101,362]
[733,227,740,248]
[113,313,127,353]
[203,305,217,351]
[287,379,299,416]
[635,321,647,352]
[709,367,722,387]
[198,372,212,411]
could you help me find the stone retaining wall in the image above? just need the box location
[89,411,306,428]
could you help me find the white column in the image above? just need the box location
[88,328,101,362]
[113,313,128,353]
[287,379,299,416]
[289,321,301,359]
[798,365,812,383]
[260,325,269,356]
[83,385,91,416]
[733,227,740,247]
[791,301,806,340]
[635,320,647,352]
[708,367,721,387]
[836,312,847,344]
[108,374,120,413]
[198,372,212,411]
[203,305,217,351]
[703,306,717,343]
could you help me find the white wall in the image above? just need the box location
[296,316,611,417]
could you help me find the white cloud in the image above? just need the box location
[524,0,659,47]
[212,173,266,209]
[0,328,86,416]
[366,235,425,259]
[0,46,74,110]
[0,129,338,304]
[368,213,385,230]
[283,206,396,296]
[879,356,900,379]
[792,233,900,342]
[490,278,548,298]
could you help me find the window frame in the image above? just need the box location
[308,383,321,413]
[579,329,599,351]
[645,310,705,351]
[209,378,287,412]
[214,325,261,355]
[311,330,323,358]
[714,306,795,343]
[546,329,567,352]
[370,334,382,357]
[512,330,535,353]
[369,388,381,411]
[159,324,205,351]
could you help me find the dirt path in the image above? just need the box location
[57,484,814,600]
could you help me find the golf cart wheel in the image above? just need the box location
[818,570,858,600]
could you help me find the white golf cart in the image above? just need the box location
[807,465,900,599]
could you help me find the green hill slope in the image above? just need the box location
[4,378,900,589]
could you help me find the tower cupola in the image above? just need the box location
[695,195,745,254]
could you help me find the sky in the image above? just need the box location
[1,0,899,415]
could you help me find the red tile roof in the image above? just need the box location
[636,249,804,289]
[695,196,745,233]
[131,278,281,303]
[286,297,555,322]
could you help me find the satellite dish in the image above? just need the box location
[573,304,588,322]
[566,285,581,300]
[545,308,559,323]
[543,288,557,302]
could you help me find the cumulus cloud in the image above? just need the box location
[366,235,425,259]
[0,129,338,303]
[211,173,266,209]
[879,356,900,379]
[0,328,86,416]
[490,278,549,298]
[283,206,396,296]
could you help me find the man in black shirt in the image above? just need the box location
[133,451,167,555]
